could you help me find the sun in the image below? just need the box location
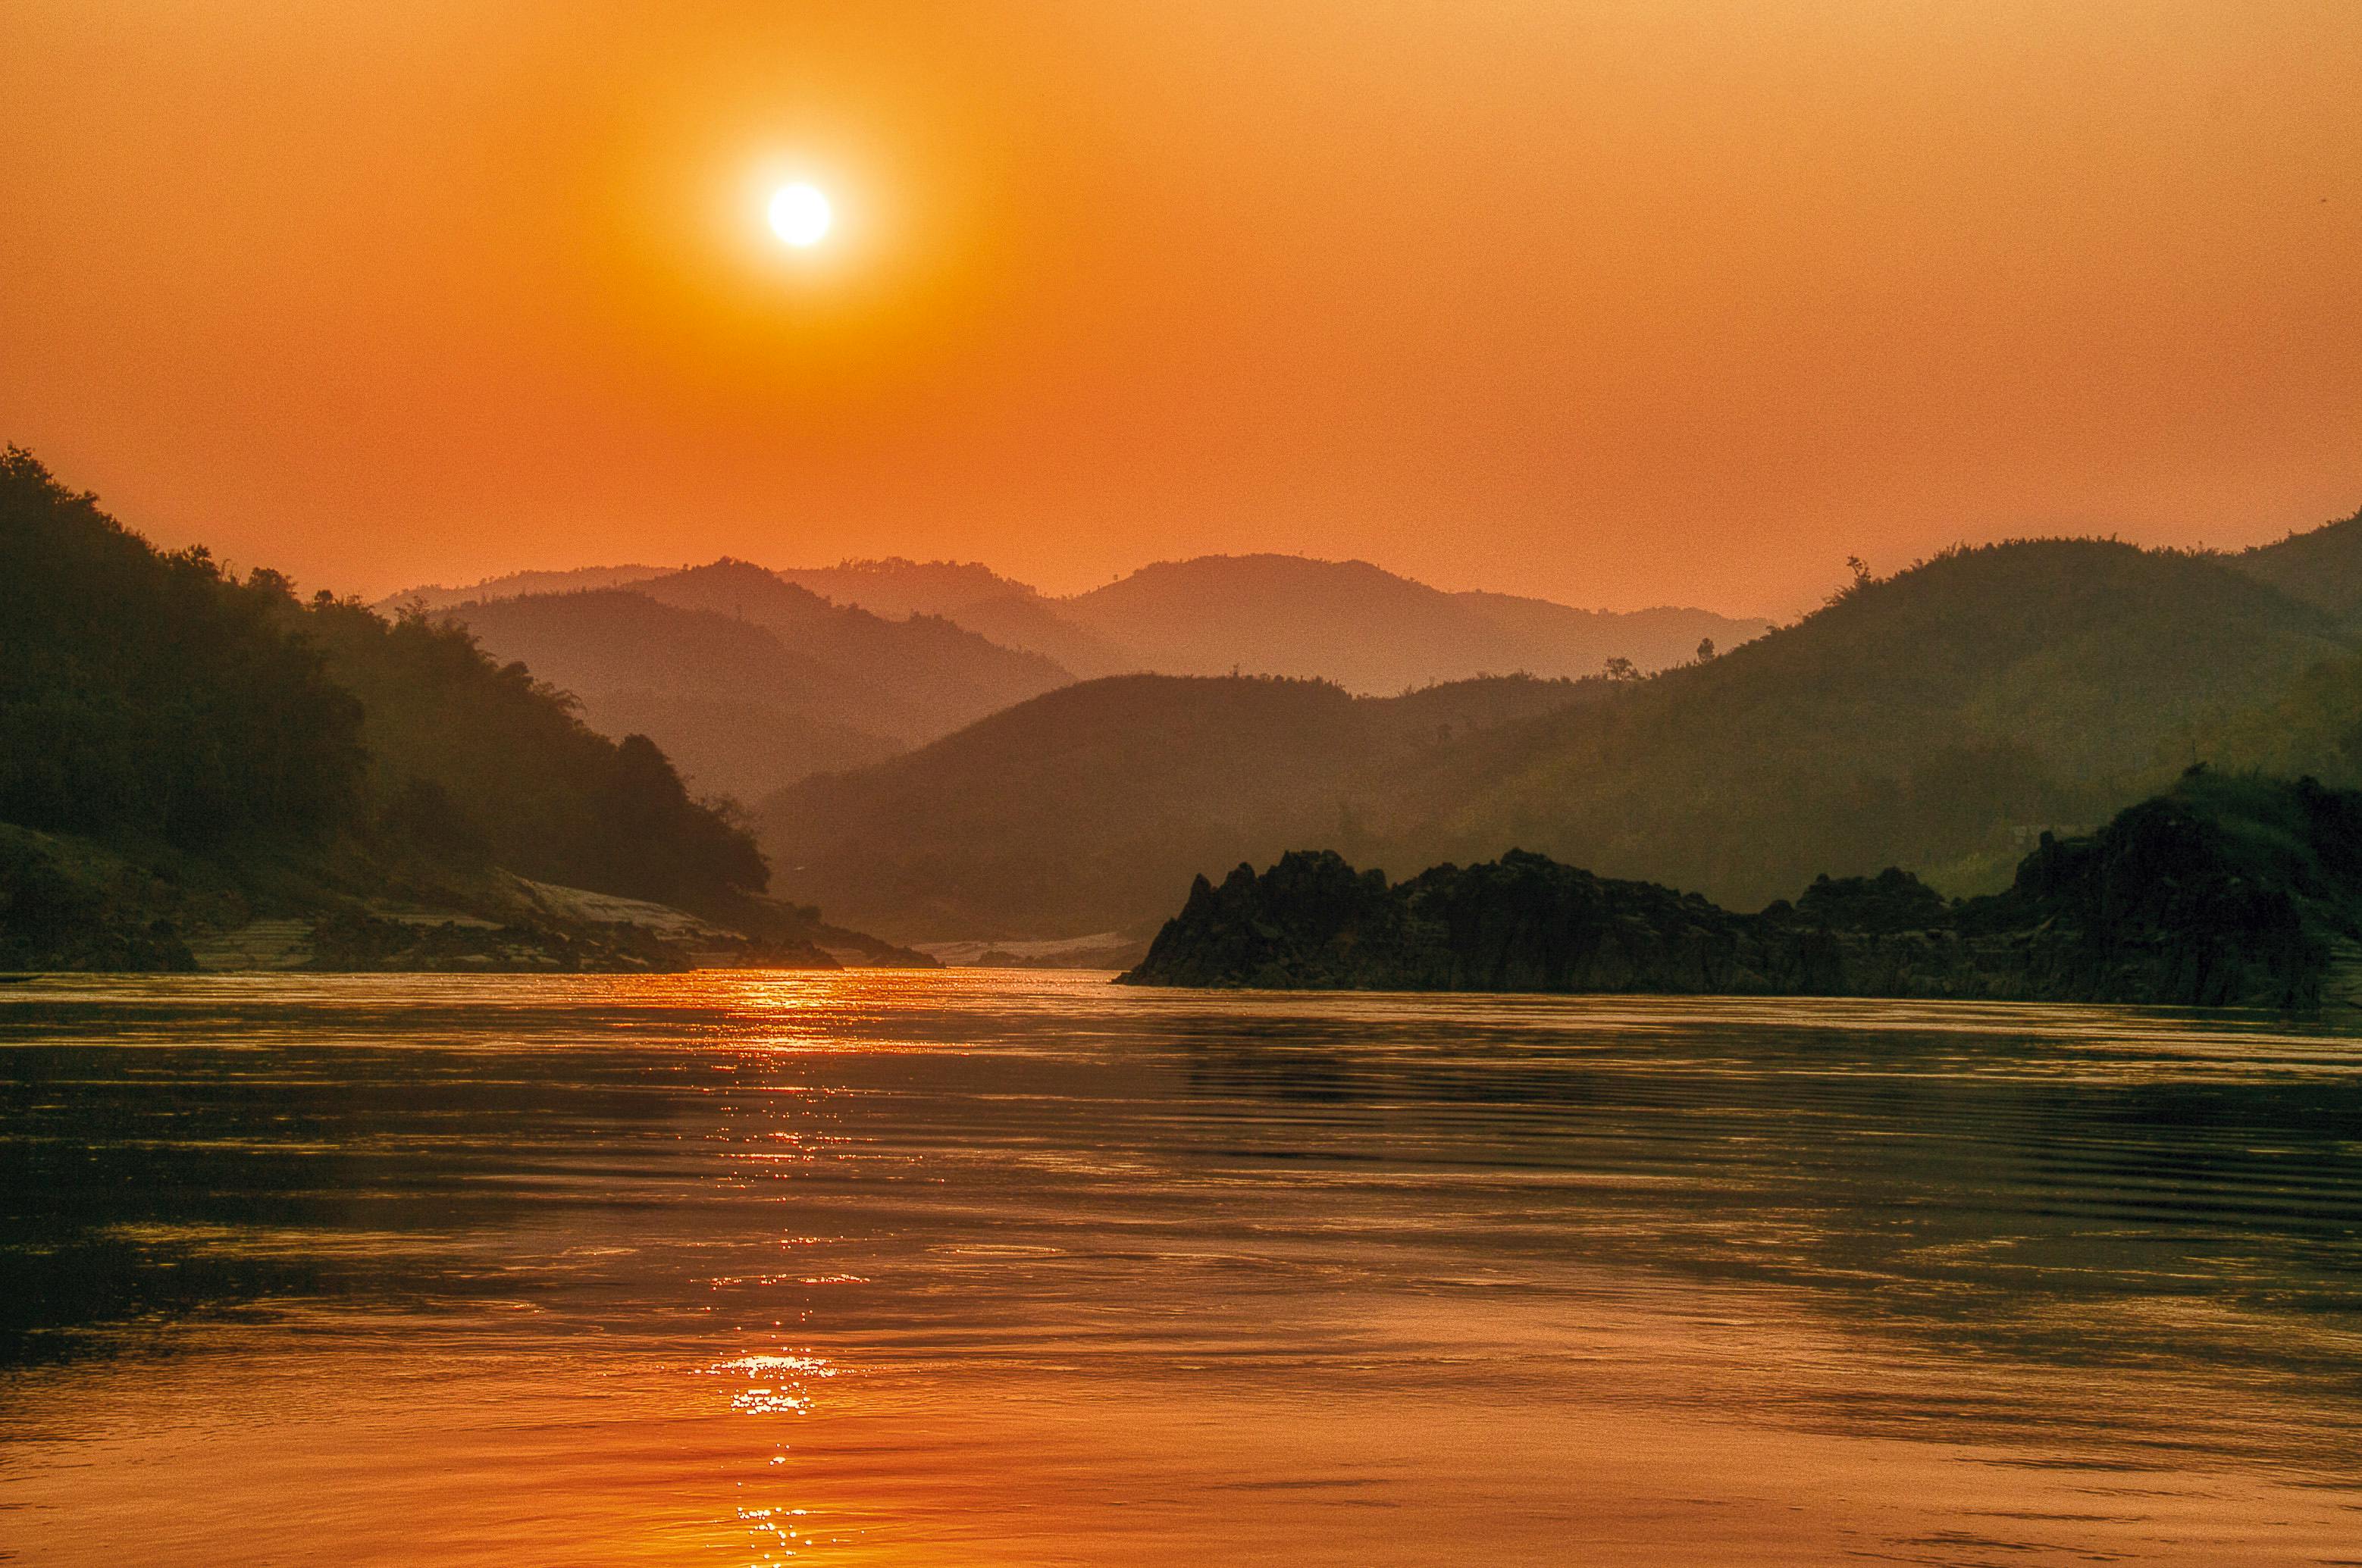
[767,182,832,249]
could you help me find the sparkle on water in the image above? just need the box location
[3,969,2360,1566]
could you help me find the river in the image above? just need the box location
[3,972,2358,1565]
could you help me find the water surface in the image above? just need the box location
[3,972,2359,1565]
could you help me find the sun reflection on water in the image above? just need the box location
[707,1350,844,1417]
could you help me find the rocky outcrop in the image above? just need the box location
[1121,772,2362,1011]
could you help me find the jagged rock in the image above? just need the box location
[1121,771,2361,1012]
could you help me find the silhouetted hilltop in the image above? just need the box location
[431,588,894,802]
[1056,554,1768,692]
[434,562,1072,800]
[0,449,925,972]
[1123,771,2362,1012]
[1453,590,1765,672]
[402,550,1767,698]
[642,558,1127,678]
[637,560,1071,731]
[379,564,669,614]
[761,672,1601,940]
[773,557,1036,619]
[781,553,1765,687]
[396,562,1089,803]
[2,455,362,850]
[2235,503,2362,620]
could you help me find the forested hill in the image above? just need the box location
[761,536,2357,940]
[379,564,669,612]
[1402,538,2351,906]
[2235,505,2362,620]
[0,447,906,971]
[760,672,1602,940]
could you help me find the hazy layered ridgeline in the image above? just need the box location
[1047,554,1768,691]
[429,561,1071,803]
[761,522,2362,947]
[0,450,923,972]
[428,589,907,803]
[391,552,1766,805]
[794,553,1772,688]
[774,558,1140,678]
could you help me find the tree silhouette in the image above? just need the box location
[2,445,769,910]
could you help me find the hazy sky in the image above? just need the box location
[3,1,2357,615]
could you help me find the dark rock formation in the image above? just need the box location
[1121,771,2362,1012]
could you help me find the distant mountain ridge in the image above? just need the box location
[386,564,670,612]
[394,551,1767,694]
[776,552,1770,690]
[1054,554,1767,692]
[387,550,1769,804]
[772,558,1035,620]
[429,589,904,803]
[757,527,2362,942]
[634,560,1071,737]
[429,562,1070,803]
[775,558,1139,677]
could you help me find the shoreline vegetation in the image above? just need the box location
[1121,770,2362,1012]
[0,448,931,974]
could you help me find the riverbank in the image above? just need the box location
[0,822,933,972]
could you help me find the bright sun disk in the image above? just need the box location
[768,183,832,248]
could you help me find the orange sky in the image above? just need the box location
[2,1,2357,615]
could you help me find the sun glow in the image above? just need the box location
[767,182,832,248]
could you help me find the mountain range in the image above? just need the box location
[19,437,2360,966]
[390,552,1769,801]
[431,562,1070,800]
[758,514,2362,944]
